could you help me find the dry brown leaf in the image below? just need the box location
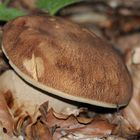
[14,114,32,136]
[25,119,53,140]
[0,91,14,134]
[53,118,115,139]
[3,90,14,109]
[40,102,93,125]
[38,103,115,139]
[76,117,93,124]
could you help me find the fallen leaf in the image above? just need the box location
[0,91,14,134]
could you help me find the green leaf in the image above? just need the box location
[36,0,82,15]
[0,4,26,21]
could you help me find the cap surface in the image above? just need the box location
[2,15,132,108]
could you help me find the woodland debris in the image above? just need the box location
[0,1,140,139]
[0,90,14,134]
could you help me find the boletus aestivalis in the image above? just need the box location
[2,15,132,109]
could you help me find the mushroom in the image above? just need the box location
[1,14,132,110]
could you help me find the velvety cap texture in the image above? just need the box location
[2,15,132,108]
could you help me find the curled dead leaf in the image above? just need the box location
[39,101,49,121]
[38,103,115,139]
[14,114,32,137]
[25,118,53,140]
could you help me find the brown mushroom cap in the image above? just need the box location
[2,15,132,108]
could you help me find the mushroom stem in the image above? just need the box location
[0,70,78,113]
